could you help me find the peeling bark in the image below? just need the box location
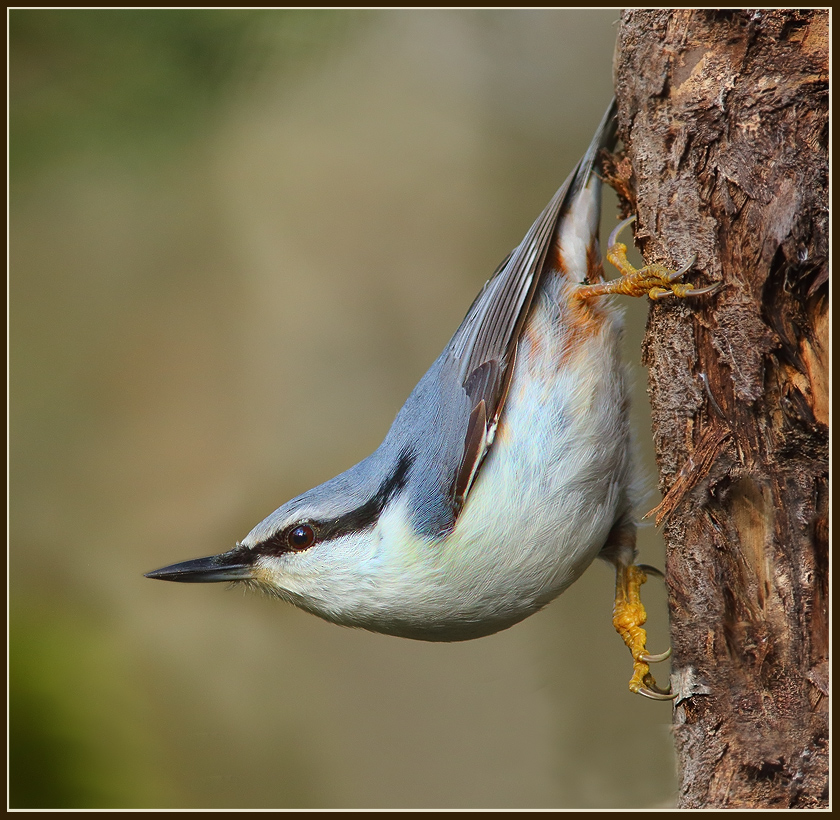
[612,9,828,808]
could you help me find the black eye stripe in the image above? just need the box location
[256,523,315,555]
[255,450,413,555]
[315,451,413,542]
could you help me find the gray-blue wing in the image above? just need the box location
[446,99,618,515]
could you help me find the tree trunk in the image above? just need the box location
[611,9,828,809]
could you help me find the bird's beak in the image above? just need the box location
[145,548,255,583]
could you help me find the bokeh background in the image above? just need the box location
[10,9,678,809]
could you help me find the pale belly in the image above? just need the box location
[372,285,634,640]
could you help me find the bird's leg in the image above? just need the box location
[575,216,721,301]
[613,562,675,700]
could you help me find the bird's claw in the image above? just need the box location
[577,215,721,302]
[635,562,665,580]
[606,214,636,250]
[668,252,698,281]
[613,563,677,701]
[648,279,722,301]
[637,678,678,701]
[634,566,674,664]
[641,647,672,664]
[636,668,677,700]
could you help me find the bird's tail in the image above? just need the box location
[548,98,618,285]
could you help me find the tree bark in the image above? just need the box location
[611,9,828,809]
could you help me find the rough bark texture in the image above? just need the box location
[612,10,828,809]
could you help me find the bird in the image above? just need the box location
[146,99,717,699]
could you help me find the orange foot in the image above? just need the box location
[613,563,676,700]
[575,216,721,301]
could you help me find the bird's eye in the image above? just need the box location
[287,524,316,551]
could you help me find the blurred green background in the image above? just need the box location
[10,9,677,809]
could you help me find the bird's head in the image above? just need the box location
[145,450,425,630]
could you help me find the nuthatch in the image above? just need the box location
[147,100,717,698]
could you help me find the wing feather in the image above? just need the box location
[446,99,618,514]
